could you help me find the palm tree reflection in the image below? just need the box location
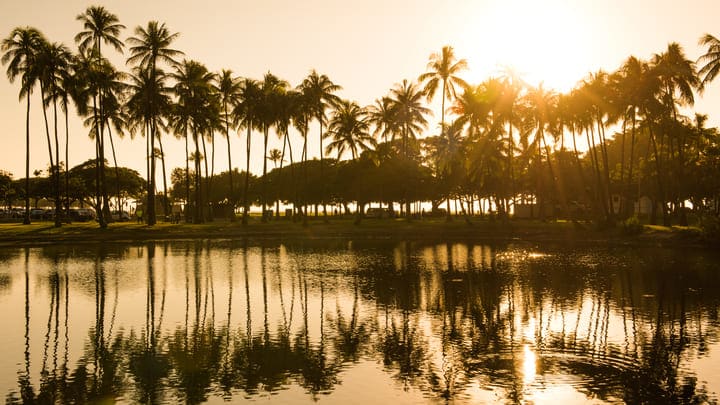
[5,242,720,403]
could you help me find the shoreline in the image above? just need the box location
[0,218,713,250]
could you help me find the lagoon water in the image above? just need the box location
[1,239,719,404]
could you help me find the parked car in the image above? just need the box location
[365,207,390,218]
[30,208,45,220]
[111,210,130,222]
[69,208,96,222]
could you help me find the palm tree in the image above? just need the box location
[366,96,399,144]
[652,43,699,225]
[273,89,300,218]
[127,20,183,225]
[418,45,468,140]
[698,33,720,91]
[257,72,288,221]
[171,60,216,224]
[325,99,375,160]
[38,41,72,227]
[2,27,45,225]
[300,70,341,219]
[233,78,261,225]
[215,69,241,220]
[75,6,124,58]
[521,83,560,220]
[389,79,431,158]
[75,6,125,227]
[389,79,430,217]
[292,85,313,223]
[267,148,283,168]
[74,53,126,227]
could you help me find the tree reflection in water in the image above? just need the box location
[4,241,720,403]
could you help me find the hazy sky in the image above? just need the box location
[1,0,719,182]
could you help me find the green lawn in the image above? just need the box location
[0,216,707,247]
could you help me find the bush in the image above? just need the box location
[621,216,644,235]
[699,214,720,240]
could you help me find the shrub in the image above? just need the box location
[621,216,643,235]
[699,214,720,241]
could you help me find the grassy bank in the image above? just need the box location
[0,216,710,248]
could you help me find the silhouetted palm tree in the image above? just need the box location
[300,70,341,219]
[418,45,468,139]
[216,69,241,220]
[233,78,261,225]
[366,96,400,144]
[325,99,375,160]
[258,73,288,221]
[389,79,430,158]
[653,43,699,225]
[172,60,216,223]
[37,41,72,227]
[74,6,124,227]
[292,86,313,223]
[127,20,183,225]
[2,27,45,224]
[698,33,720,92]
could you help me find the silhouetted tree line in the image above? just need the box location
[4,6,720,228]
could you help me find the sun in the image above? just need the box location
[456,0,593,93]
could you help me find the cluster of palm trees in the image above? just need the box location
[4,6,720,228]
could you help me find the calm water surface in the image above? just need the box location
[2,239,720,404]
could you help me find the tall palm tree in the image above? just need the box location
[171,60,216,224]
[74,53,126,227]
[257,72,288,221]
[273,89,300,218]
[215,69,241,220]
[127,21,182,225]
[652,43,699,225]
[233,78,261,225]
[38,41,72,227]
[75,6,125,227]
[389,79,430,217]
[292,85,313,223]
[2,27,45,225]
[300,70,341,219]
[521,83,560,220]
[325,99,375,160]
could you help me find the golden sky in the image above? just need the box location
[1,0,719,181]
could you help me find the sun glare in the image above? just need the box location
[458,0,591,93]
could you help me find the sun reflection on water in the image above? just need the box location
[523,344,537,384]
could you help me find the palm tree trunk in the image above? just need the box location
[24,94,31,225]
[242,126,251,225]
[201,132,210,221]
[209,132,215,221]
[302,128,308,226]
[224,104,235,221]
[261,127,268,222]
[107,124,122,218]
[52,98,61,228]
[147,118,157,226]
[185,126,190,221]
[98,90,110,227]
[193,129,203,224]
[319,115,327,220]
[158,136,169,219]
[64,102,70,220]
